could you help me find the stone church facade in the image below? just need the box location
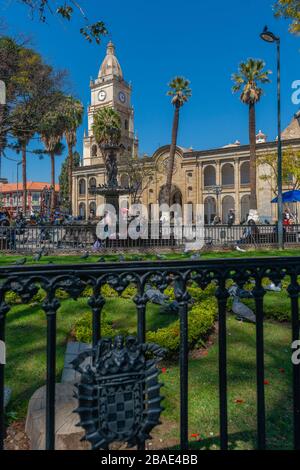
[73,43,300,223]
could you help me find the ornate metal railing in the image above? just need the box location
[0,257,300,450]
[1,223,300,252]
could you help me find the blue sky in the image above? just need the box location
[0,0,299,182]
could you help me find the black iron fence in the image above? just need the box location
[0,257,299,450]
[1,223,300,252]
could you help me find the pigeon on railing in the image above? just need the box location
[265,282,282,292]
[118,254,125,262]
[228,285,253,299]
[145,284,169,305]
[97,256,106,263]
[161,300,180,314]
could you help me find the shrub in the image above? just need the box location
[146,299,216,357]
[74,311,130,344]
[5,291,21,305]
[72,285,217,358]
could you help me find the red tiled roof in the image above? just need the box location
[0,182,60,193]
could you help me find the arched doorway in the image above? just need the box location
[158,185,183,222]
[204,196,216,224]
[241,195,250,223]
[159,185,182,206]
[222,195,235,223]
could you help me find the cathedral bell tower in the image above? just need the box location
[83,41,138,166]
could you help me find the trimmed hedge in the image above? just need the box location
[73,286,217,357]
[146,299,216,356]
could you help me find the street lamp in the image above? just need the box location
[211,185,222,222]
[260,26,283,249]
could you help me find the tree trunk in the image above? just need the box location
[22,142,27,214]
[165,102,180,206]
[249,102,257,211]
[68,142,73,215]
[50,152,55,212]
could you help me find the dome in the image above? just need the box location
[98,41,123,79]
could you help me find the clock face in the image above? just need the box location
[118,91,126,104]
[98,90,107,102]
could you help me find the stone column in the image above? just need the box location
[85,177,88,221]
[234,159,240,224]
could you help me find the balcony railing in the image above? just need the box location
[0,257,299,450]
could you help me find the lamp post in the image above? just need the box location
[260,26,283,249]
[211,185,222,222]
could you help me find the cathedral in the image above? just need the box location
[72,42,300,223]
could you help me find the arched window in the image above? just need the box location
[240,162,250,185]
[79,202,86,219]
[221,163,234,186]
[89,177,97,190]
[241,194,250,223]
[89,201,96,218]
[204,165,216,187]
[91,144,97,157]
[120,174,130,188]
[222,195,235,223]
[204,196,216,224]
[79,179,86,196]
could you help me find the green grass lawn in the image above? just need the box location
[0,247,300,266]
[162,317,293,450]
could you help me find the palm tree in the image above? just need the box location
[232,59,271,216]
[39,109,64,211]
[92,107,121,147]
[60,96,83,213]
[165,77,191,205]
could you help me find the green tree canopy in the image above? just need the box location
[59,150,80,210]
[92,107,121,147]
[18,1,108,44]
[274,1,300,35]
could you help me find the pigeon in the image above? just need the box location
[265,282,282,292]
[97,256,106,263]
[118,254,125,262]
[80,251,89,260]
[33,252,42,262]
[228,285,253,299]
[190,252,201,260]
[231,297,256,323]
[14,257,27,265]
[162,300,180,314]
[145,284,169,305]
[156,254,167,260]
[235,246,247,253]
